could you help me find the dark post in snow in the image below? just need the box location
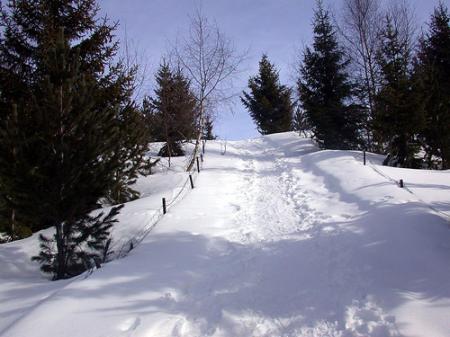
[200,153,204,162]
[202,140,205,154]
[363,150,366,166]
[189,174,194,189]
[196,157,200,173]
[399,179,404,188]
[162,198,167,214]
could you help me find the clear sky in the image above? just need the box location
[99,0,445,140]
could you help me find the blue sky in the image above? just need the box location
[99,0,444,140]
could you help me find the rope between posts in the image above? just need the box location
[356,152,450,221]
[114,153,203,259]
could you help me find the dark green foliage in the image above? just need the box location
[203,115,216,140]
[241,54,293,135]
[32,205,122,280]
[0,30,121,231]
[0,0,119,114]
[298,1,363,150]
[106,103,150,205]
[138,157,161,176]
[374,16,425,168]
[293,106,310,136]
[0,29,121,279]
[0,0,147,235]
[147,63,197,160]
[415,3,450,169]
[0,104,26,239]
[0,27,125,278]
[143,97,165,142]
[158,142,185,157]
[21,30,123,278]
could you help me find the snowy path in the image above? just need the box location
[1,133,449,337]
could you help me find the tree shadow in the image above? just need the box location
[35,199,450,336]
[3,136,449,336]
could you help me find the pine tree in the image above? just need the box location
[293,106,310,136]
[0,0,148,234]
[0,104,33,240]
[106,103,150,205]
[203,115,216,140]
[416,3,450,169]
[149,63,197,163]
[0,0,119,113]
[0,28,124,279]
[298,0,363,150]
[241,54,293,135]
[32,205,123,280]
[374,16,424,168]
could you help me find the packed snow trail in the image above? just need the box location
[1,132,449,337]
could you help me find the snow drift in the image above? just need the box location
[1,132,449,337]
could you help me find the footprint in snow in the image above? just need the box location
[229,203,241,212]
[119,316,141,333]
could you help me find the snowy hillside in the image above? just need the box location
[1,132,449,337]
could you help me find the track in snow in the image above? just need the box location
[1,132,449,337]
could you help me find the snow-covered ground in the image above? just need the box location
[1,132,449,337]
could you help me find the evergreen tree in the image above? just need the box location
[203,115,216,140]
[0,104,32,240]
[0,0,148,235]
[241,54,293,135]
[0,0,119,113]
[142,97,165,142]
[149,63,197,162]
[298,0,363,150]
[293,106,310,136]
[374,16,424,168]
[0,28,124,279]
[32,204,123,280]
[416,3,450,169]
[106,103,150,205]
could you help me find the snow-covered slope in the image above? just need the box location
[1,132,449,337]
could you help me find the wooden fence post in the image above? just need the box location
[363,150,366,166]
[162,198,167,214]
[189,174,194,189]
[399,179,404,188]
[196,157,200,173]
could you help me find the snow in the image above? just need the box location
[1,132,449,337]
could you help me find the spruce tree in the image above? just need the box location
[142,97,165,142]
[374,16,424,168]
[32,204,122,280]
[241,54,293,135]
[298,0,363,150]
[416,3,450,169]
[203,115,216,140]
[0,0,148,234]
[106,103,150,205]
[0,104,32,240]
[149,63,197,162]
[0,28,124,279]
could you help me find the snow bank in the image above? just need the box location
[0,132,449,337]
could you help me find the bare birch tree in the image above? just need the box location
[386,0,417,57]
[339,0,382,149]
[122,26,149,103]
[339,0,417,150]
[174,8,244,171]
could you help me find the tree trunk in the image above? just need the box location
[55,223,66,280]
[187,101,205,172]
